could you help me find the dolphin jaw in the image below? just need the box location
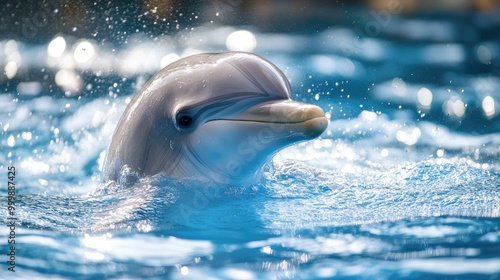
[205,100,328,137]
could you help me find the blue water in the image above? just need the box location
[1,7,500,279]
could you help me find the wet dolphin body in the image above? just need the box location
[103,52,328,184]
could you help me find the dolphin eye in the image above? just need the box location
[177,114,193,129]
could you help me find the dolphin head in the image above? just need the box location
[103,52,327,184]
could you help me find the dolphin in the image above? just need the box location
[103,52,328,184]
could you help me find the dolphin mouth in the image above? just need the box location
[208,100,329,137]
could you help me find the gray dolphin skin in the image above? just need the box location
[103,52,328,184]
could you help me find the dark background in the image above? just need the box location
[1,0,499,44]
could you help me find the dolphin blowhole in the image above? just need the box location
[103,52,328,184]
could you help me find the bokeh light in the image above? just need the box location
[482,96,495,118]
[396,127,421,146]
[48,36,66,57]
[4,61,17,79]
[73,40,97,65]
[476,45,492,64]
[160,53,180,68]
[55,69,82,95]
[443,97,466,118]
[417,87,433,109]
[226,30,257,52]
